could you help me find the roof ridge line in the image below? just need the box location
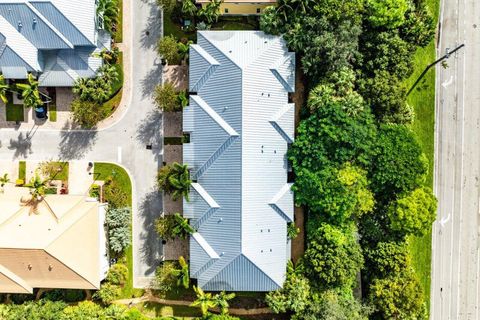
[24,1,74,49]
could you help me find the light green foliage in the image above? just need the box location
[366,0,409,28]
[97,0,119,34]
[62,301,105,320]
[287,222,300,239]
[359,70,413,124]
[0,74,8,104]
[106,263,129,285]
[27,174,47,200]
[154,82,180,112]
[154,261,179,294]
[106,207,131,254]
[198,0,222,25]
[16,73,43,108]
[104,178,129,208]
[304,223,363,289]
[182,0,197,18]
[94,282,122,304]
[368,270,427,320]
[155,213,195,240]
[212,291,236,315]
[73,65,120,103]
[295,164,374,226]
[0,300,66,320]
[371,124,428,201]
[0,173,10,187]
[157,36,180,64]
[388,187,437,236]
[171,256,190,289]
[365,241,412,278]
[191,285,217,316]
[70,98,106,128]
[157,162,192,201]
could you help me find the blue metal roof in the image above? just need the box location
[184,31,296,292]
[0,46,35,74]
[30,1,93,46]
[0,3,71,49]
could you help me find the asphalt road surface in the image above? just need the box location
[431,0,480,318]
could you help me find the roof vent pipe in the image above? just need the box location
[33,18,37,24]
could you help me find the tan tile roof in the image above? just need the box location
[0,188,104,293]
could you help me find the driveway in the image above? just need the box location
[431,0,480,317]
[0,0,164,288]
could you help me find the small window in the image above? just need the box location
[256,8,261,13]
[225,8,229,13]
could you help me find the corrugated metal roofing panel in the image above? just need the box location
[185,31,295,291]
[0,3,72,49]
[30,1,93,46]
[1,66,27,78]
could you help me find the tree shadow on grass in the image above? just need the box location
[138,189,164,277]
[57,121,98,160]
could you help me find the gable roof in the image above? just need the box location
[0,0,103,85]
[184,31,295,292]
[0,187,106,293]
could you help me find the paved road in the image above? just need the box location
[431,0,480,318]
[0,0,163,288]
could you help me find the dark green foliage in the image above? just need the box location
[260,0,363,82]
[303,223,363,290]
[400,1,436,47]
[364,241,411,279]
[358,70,413,124]
[360,30,414,79]
[289,97,377,172]
[97,0,119,34]
[41,289,86,302]
[370,124,428,201]
[157,162,192,201]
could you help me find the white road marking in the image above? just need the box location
[442,76,454,88]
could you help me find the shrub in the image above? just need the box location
[90,184,101,199]
[104,178,128,208]
[154,261,178,295]
[70,98,106,129]
[287,223,300,240]
[106,207,131,254]
[157,36,180,64]
[94,283,121,304]
[154,82,180,112]
[106,263,129,285]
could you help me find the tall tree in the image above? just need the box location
[97,0,119,34]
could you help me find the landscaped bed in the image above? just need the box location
[48,104,57,122]
[100,52,124,119]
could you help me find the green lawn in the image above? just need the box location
[140,302,201,319]
[405,0,440,311]
[114,0,123,43]
[48,104,57,122]
[93,162,141,298]
[18,161,26,183]
[6,104,24,122]
[164,14,196,41]
[50,162,69,181]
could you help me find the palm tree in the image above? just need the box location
[98,64,119,86]
[172,213,195,238]
[26,174,47,201]
[16,74,43,108]
[199,0,222,25]
[171,256,190,288]
[97,0,119,34]
[213,291,236,315]
[168,162,192,201]
[191,286,216,316]
[182,0,197,18]
[177,41,193,63]
[0,75,9,104]
[0,173,9,187]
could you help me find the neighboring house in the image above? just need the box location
[0,0,110,87]
[183,31,295,291]
[196,0,275,15]
[0,187,108,293]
